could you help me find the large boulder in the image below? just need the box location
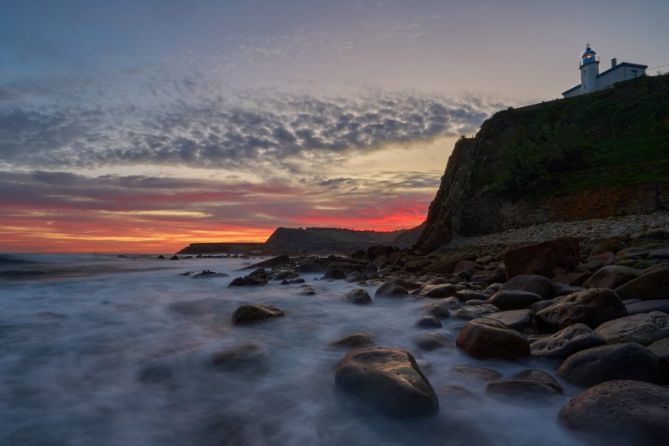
[487,290,543,310]
[412,332,452,351]
[243,255,290,270]
[420,284,457,298]
[559,380,669,445]
[375,281,409,298]
[485,309,534,331]
[530,323,605,358]
[456,319,530,360]
[648,337,669,360]
[534,288,627,331]
[615,267,669,300]
[453,304,499,320]
[503,237,580,279]
[594,311,669,345]
[501,274,555,299]
[583,265,641,289]
[334,347,439,418]
[344,288,372,305]
[231,304,285,325]
[557,343,664,387]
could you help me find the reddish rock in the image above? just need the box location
[504,237,581,279]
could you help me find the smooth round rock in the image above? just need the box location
[535,288,627,331]
[231,304,285,325]
[487,290,543,310]
[375,281,409,298]
[345,288,372,305]
[559,380,669,444]
[501,274,555,299]
[594,311,669,345]
[583,265,641,289]
[334,347,439,418]
[486,309,534,331]
[456,319,530,360]
[557,342,664,387]
[530,323,605,359]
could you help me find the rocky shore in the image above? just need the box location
[216,215,669,445]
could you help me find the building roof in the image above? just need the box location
[562,84,581,95]
[597,62,648,79]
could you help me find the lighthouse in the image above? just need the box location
[580,44,599,94]
[562,44,648,98]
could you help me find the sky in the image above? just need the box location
[1,0,668,253]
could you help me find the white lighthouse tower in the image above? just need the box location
[580,43,599,94]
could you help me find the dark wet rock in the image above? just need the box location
[501,274,555,299]
[557,342,664,387]
[422,301,451,319]
[273,269,299,281]
[626,299,669,315]
[375,281,409,298]
[345,288,372,305]
[553,271,590,287]
[594,311,669,345]
[648,337,669,360]
[297,285,317,295]
[228,269,270,286]
[322,267,347,280]
[346,272,366,283]
[535,288,627,331]
[231,304,285,325]
[553,282,584,296]
[450,365,502,382]
[415,315,442,329]
[486,379,561,401]
[559,380,669,445]
[530,323,605,359]
[455,289,488,302]
[209,343,268,372]
[137,364,174,384]
[191,270,229,279]
[413,332,452,351]
[421,283,457,298]
[170,255,179,260]
[157,254,165,259]
[487,290,543,310]
[462,298,487,306]
[503,237,580,279]
[615,267,669,300]
[280,278,305,285]
[511,369,563,393]
[330,333,376,349]
[456,319,530,360]
[334,347,439,418]
[243,255,290,270]
[453,304,499,320]
[486,309,534,331]
[583,265,641,289]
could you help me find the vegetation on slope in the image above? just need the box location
[474,74,669,198]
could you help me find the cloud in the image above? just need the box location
[0,88,491,172]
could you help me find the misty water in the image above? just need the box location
[0,254,588,446]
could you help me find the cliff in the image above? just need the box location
[416,74,669,253]
[266,226,421,252]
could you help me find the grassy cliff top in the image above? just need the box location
[472,74,669,198]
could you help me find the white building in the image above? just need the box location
[563,45,647,98]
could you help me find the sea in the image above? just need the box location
[0,253,587,446]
